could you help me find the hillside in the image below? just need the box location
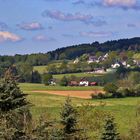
[0,37,140,67]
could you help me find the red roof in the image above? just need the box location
[90,82,97,85]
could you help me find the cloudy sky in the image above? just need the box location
[0,0,139,55]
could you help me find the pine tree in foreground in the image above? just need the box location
[59,97,87,140]
[0,67,28,112]
[101,115,120,140]
[0,67,31,139]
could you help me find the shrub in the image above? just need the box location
[60,76,68,86]
[104,83,118,94]
[42,73,53,86]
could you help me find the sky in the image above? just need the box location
[0,0,140,55]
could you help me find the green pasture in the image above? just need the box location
[53,72,104,79]
[19,83,103,91]
[33,65,106,79]
[19,83,140,135]
[34,65,48,74]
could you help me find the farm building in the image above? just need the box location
[79,78,89,86]
[89,82,98,86]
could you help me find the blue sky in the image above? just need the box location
[0,0,139,55]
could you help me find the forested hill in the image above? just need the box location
[0,37,140,66]
[49,37,140,60]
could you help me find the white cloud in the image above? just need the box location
[0,31,22,42]
[18,22,43,31]
[80,31,112,37]
[103,0,137,9]
[33,35,55,42]
[42,10,107,26]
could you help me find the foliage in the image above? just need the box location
[31,70,41,83]
[104,83,118,94]
[60,97,77,134]
[101,115,120,140]
[42,73,53,86]
[0,68,28,112]
[0,37,139,74]
[60,76,68,86]
[60,97,86,139]
[0,68,31,139]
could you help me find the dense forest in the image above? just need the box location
[0,37,140,68]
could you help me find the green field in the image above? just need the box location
[19,83,140,136]
[34,61,63,74]
[53,72,104,79]
[34,65,48,74]
[33,65,105,79]
[19,83,103,91]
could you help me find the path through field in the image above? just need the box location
[30,90,104,99]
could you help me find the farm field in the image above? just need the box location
[19,83,103,91]
[53,72,104,79]
[19,83,140,135]
[34,65,48,74]
[33,65,106,79]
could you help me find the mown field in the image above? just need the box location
[20,83,103,91]
[34,65,106,80]
[19,83,140,135]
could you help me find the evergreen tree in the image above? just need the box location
[60,76,68,86]
[60,97,77,134]
[101,116,120,140]
[59,97,87,140]
[0,67,31,139]
[0,67,28,112]
[43,73,53,86]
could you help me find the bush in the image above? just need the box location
[104,83,118,94]
[91,93,106,99]
[60,76,68,86]
[42,73,53,86]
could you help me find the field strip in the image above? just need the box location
[28,90,104,99]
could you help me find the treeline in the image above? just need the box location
[92,71,140,99]
[0,37,139,68]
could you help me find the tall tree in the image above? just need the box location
[59,97,87,140]
[101,116,120,140]
[0,67,31,139]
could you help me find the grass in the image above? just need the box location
[34,65,47,74]
[19,83,140,135]
[53,72,104,79]
[33,65,106,79]
[19,83,103,91]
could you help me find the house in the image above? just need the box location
[79,78,89,86]
[87,56,98,64]
[49,79,56,86]
[94,68,106,73]
[69,81,79,86]
[104,53,109,59]
[111,62,121,69]
[87,53,109,64]
[134,60,140,67]
[73,58,79,64]
[89,82,98,86]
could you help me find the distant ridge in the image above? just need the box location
[0,37,140,66]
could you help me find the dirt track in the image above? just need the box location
[31,90,104,99]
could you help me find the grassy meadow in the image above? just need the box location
[19,83,103,91]
[34,64,106,80]
[19,83,140,135]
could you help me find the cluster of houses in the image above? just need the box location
[73,53,109,64]
[49,78,97,87]
[111,61,131,68]
[74,53,140,69]
[69,78,97,87]
[87,53,109,64]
